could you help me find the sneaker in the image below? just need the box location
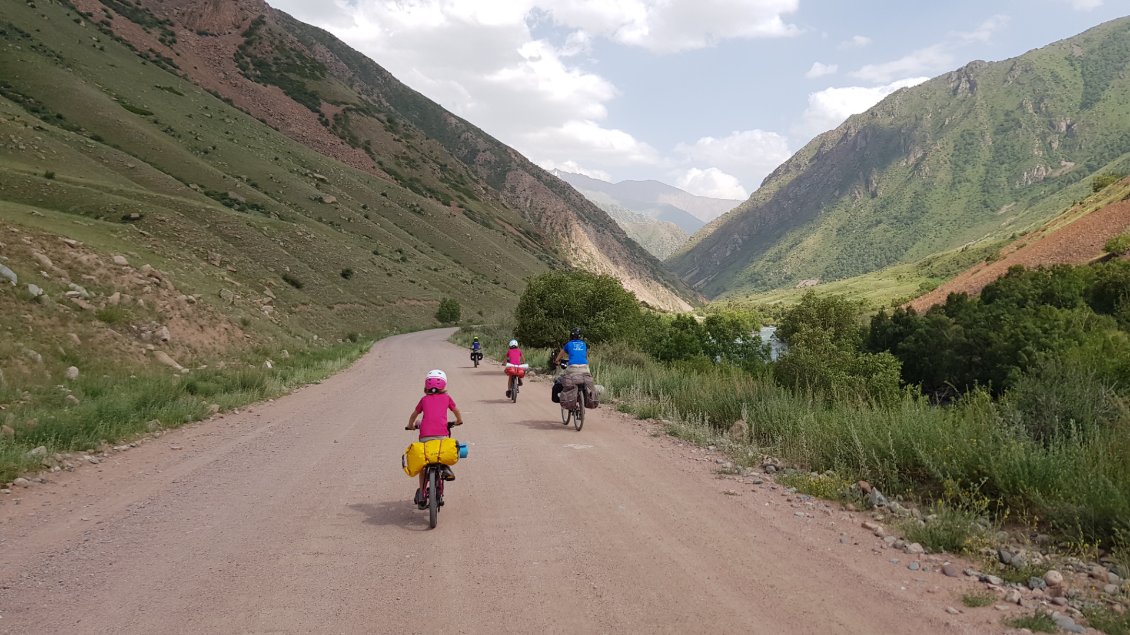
[518,378,524,386]
[505,389,511,399]
[441,465,456,481]
[413,488,425,508]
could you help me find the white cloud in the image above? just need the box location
[805,62,838,79]
[796,77,930,138]
[674,130,791,187]
[1065,0,1102,9]
[850,44,953,83]
[524,120,662,167]
[840,35,872,48]
[541,160,612,181]
[543,0,801,53]
[675,168,749,199]
[953,15,1010,43]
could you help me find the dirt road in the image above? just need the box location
[0,330,1007,634]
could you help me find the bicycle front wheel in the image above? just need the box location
[574,391,585,431]
[427,469,439,529]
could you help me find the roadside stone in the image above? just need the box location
[945,607,960,615]
[1104,584,1119,595]
[0,263,17,285]
[999,549,1014,565]
[1090,565,1110,581]
[1052,613,1084,633]
[13,477,30,488]
[32,251,54,270]
[67,282,90,299]
[112,255,129,266]
[1028,577,1047,591]
[1005,589,1022,604]
[1044,570,1065,587]
[862,520,882,532]
[28,446,47,459]
[320,195,337,205]
[108,291,121,306]
[908,562,921,571]
[26,283,43,298]
[942,564,961,577]
[1051,596,1068,607]
[906,542,925,555]
[153,351,184,371]
[65,366,79,380]
[868,488,889,508]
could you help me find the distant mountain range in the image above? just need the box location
[670,16,1130,298]
[552,170,740,259]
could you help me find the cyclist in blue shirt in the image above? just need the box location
[554,327,589,373]
[471,337,481,352]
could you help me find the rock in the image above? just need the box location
[153,351,184,371]
[65,394,80,406]
[208,252,222,267]
[69,297,95,311]
[1104,584,1119,594]
[28,446,47,458]
[280,349,289,359]
[906,543,925,555]
[999,549,1014,565]
[32,251,54,270]
[65,366,79,380]
[945,607,960,615]
[0,263,17,285]
[1090,565,1110,581]
[219,289,235,303]
[1005,589,1022,604]
[26,283,43,298]
[207,404,220,415]
[857,480,873,494]
[868,488,889,508]
[68,333,81,345]
[157,326,171,342]
[68,282,90,298]
[764,464,777,474]
[728,419,748,442]
[862,521,883,532]
[320,195,337,205]
[908,562,921,571]
[112,255,129,266]
[108,291,121,306]
[1044,570,1065,587]
[1011,554,1029,569]
[13,477,30,488]
[263,359,274,369]
[1028,577,1047,591]
[942,564,961,577]
[1,425,13,440]
[1052,613,1084,633]
[23,348,43,364]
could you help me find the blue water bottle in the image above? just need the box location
[457,442,469,459]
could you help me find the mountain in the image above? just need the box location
[551,170,738,258]
[670,17,1130,298]
[0,0,690,331]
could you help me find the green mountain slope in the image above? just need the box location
[670,17,1130,298]
[0,0,690,351]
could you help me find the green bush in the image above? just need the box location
[514,270,641,347]
[1093,172,1124,193]
[435,297,460,324]
[1106,232,1130,256]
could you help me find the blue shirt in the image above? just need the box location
[563,339,588,365]
[472,341,480,350]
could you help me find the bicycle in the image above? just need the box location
[505,366,526,403]
[560,387,584,431]
[405,421,463,529]
[470,350,483,367]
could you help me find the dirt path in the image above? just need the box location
[0,330,1014,634]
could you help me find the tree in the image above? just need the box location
[514,270,641,347]
[1104,232,1130,257]
[1092,172,1123,193]
[435,297,461,324]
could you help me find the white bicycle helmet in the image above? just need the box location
[508,339,518,348]
[424,369,447,393]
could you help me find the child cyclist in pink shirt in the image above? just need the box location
[504,339,528,399]
[406,369,462,508]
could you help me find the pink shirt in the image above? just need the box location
[506,348,523,365]
[414,393,457,438]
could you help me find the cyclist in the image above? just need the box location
[504,339,526,398]
[406,369,462,508]
[553,327,594,409]
[470,337,482,364]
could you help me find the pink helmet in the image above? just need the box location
[424,369,447,393]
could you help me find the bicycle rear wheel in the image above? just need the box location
[510,376,518,402]
[574,391,585,431]
[427,469,439,529]
[560,405,570,425]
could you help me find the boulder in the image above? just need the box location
[0,263,16,285]
[153,351,184,371]
[32,252,54,270]
[157,326,171,342]
[112,255,129,266]
[321,195,338,205]
[65,366,79,380]
[26,283,43,298]
[108,291,121,306]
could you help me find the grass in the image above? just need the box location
[777,470,858,504]
[961,590,996,608]
[1085,606,1130,635]
[1004,612,1058,633]
[900,503,992,554]
[0,340,370,483]
[587,342,1130,552]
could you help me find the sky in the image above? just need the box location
[267,0,1128,201]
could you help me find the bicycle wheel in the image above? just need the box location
[427,468,439,529]
[560,404,570,425]
[473,356,479,368]
[510,376,518,403]
[574,391,585,431]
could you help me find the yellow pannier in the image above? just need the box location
[402,438,460,476]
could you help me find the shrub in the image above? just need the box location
[435,297,461,324]
[94,305,130,325]
[1004,613,1057,633]
[340,268,354,280]
[1106,232,1130,257]
[900,503,988,554]
[514,270,641,347]
[961,590,995,608]
[1093,172,1124,193]
[43,170,56,179]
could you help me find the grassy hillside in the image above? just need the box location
[671,16,1130,298]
